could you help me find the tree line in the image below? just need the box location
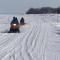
[26,7,60,14]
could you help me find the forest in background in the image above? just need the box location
[26,7,60,14]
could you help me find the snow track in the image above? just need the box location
[0,14,60,60]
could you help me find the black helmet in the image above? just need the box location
[13,16,16,20]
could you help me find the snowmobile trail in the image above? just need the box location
[0,34,19,59]
[1,29,31,60]
[0,14,60,60]
[1,23,33,60]
[14,24,33,60]
[20,23,35,60]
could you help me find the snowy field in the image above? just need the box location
[0,14,60,60]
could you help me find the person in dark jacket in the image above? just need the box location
[20,17,25,25]
[8,17,20,33]
[11,17,19,24]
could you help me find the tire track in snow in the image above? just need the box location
[42,24,50,60]
[10,24,34,60]
[19,32,33,60]
[21,23,35,60]
[0,34,15,49]
[0,33,8,39]
[14,32,30,60]
[21,20,40,60]
[2,25,33,60]
[29,22,47,60]
[27,19,43,60]
[39,24,47,60]
[27,23,38,50]
[0,33,20,60]
[26,23,38,60]
[2,34,23,60]
[10,26,33,60]
[0,33,10,43]
[20,19,41,60]
[38,23,49,60]
[30,21,41,52]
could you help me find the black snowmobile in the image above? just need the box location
[8,17,20,33]
[20,17,25,25]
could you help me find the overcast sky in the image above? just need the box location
[0,0,60,14]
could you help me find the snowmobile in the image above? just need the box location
[8,23,20,33]
[8,17,20,33]
[20,17,25,25]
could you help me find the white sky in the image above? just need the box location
[0,0,60,14]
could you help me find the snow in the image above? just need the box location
[0,14,60,60]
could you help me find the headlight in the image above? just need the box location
[13,24,17,26]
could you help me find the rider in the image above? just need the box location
[9,17,20,33]
[11,17,19,24]
[20,17,25,25]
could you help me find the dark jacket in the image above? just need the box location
[11,17,19,24]
[20,17,25,24]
